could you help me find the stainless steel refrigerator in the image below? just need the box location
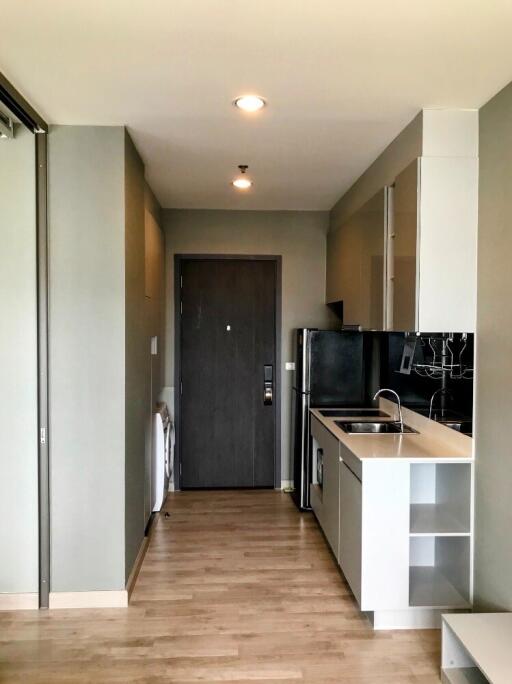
[291,329,368,510]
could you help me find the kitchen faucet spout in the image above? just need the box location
[373,388,404,433]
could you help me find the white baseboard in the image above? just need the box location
[126,536,150,600]
[280,480,294,490]
[0,592,38,611]
[49,590,128,609]
[49,534,151,610]
[369,608,448,630]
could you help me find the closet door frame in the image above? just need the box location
[0,72,50,608]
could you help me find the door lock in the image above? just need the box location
[264,364,273,405]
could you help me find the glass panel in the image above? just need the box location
[0,119,39,596]
[393,159,418,331]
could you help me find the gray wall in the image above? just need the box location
[50,125,155,592]
[0,126,39,595]
[124,133,148,581]
[145,185,166,404]
[163,209,336,481]
[474,82,512,610]
[143,186,165,525]
[49,126,126,591]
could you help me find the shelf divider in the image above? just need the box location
[410,503,470,536]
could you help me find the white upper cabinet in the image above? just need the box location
[388,154,478,333]
[327,109,478,334]
[416,155,478,332]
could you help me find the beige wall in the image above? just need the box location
[474,82,512,610]
[163,209,336,481]
[0,126,39,595]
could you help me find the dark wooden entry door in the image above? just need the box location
[179,258,277,488]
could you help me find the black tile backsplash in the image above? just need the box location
[377,332,474,420]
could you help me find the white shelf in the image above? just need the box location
[442,668,488,684]
[409,566,470,608]
[410,503,470,536]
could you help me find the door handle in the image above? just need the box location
[264,364,273,405]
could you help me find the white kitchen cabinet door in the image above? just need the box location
[310,416,340,556]
[339,461,362,606]
[417,156,478,333]
[360,460,410,611]
[321,441,340,557]
[388,155,478,333]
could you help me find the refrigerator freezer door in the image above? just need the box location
[291,387,311,510]
[292,328,312,394]
[309,331,365,406]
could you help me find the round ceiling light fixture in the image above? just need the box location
[233,95,266,112]
[232,164,252,190]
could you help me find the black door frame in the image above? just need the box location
[174,254,282,490]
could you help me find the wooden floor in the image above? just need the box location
[0,490,441,683]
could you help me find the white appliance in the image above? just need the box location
[152,402,173,512]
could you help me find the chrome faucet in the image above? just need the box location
[373,388,404,433]
[428,387,453,420]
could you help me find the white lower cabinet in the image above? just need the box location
[321,442,340,557]
[338,461,362,605]
[310,416,340,557]
[339,452,410,612]
[310,415,474,628]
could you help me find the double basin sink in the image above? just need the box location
[337,421,417,434]
[318,408,416,434]
[319,407,471,436]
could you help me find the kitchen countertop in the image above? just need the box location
[310,399,473,463]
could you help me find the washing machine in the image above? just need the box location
[152,402,173,512]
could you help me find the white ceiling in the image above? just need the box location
[1,1,512,210]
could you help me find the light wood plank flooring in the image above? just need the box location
[0,490,441,682]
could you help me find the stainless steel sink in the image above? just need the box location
[336,421,418,434]
[443,421,473,436]
[319,408,389,418]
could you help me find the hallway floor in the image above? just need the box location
[1,490,441,682]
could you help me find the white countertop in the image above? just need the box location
[310,398,473,463]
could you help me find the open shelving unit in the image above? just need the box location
[409,463,472,608]
[441,613,512,683]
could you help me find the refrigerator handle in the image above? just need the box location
[304,329,311,395]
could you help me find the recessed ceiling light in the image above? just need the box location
[233,95,266,112]
[232,164,252,190]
